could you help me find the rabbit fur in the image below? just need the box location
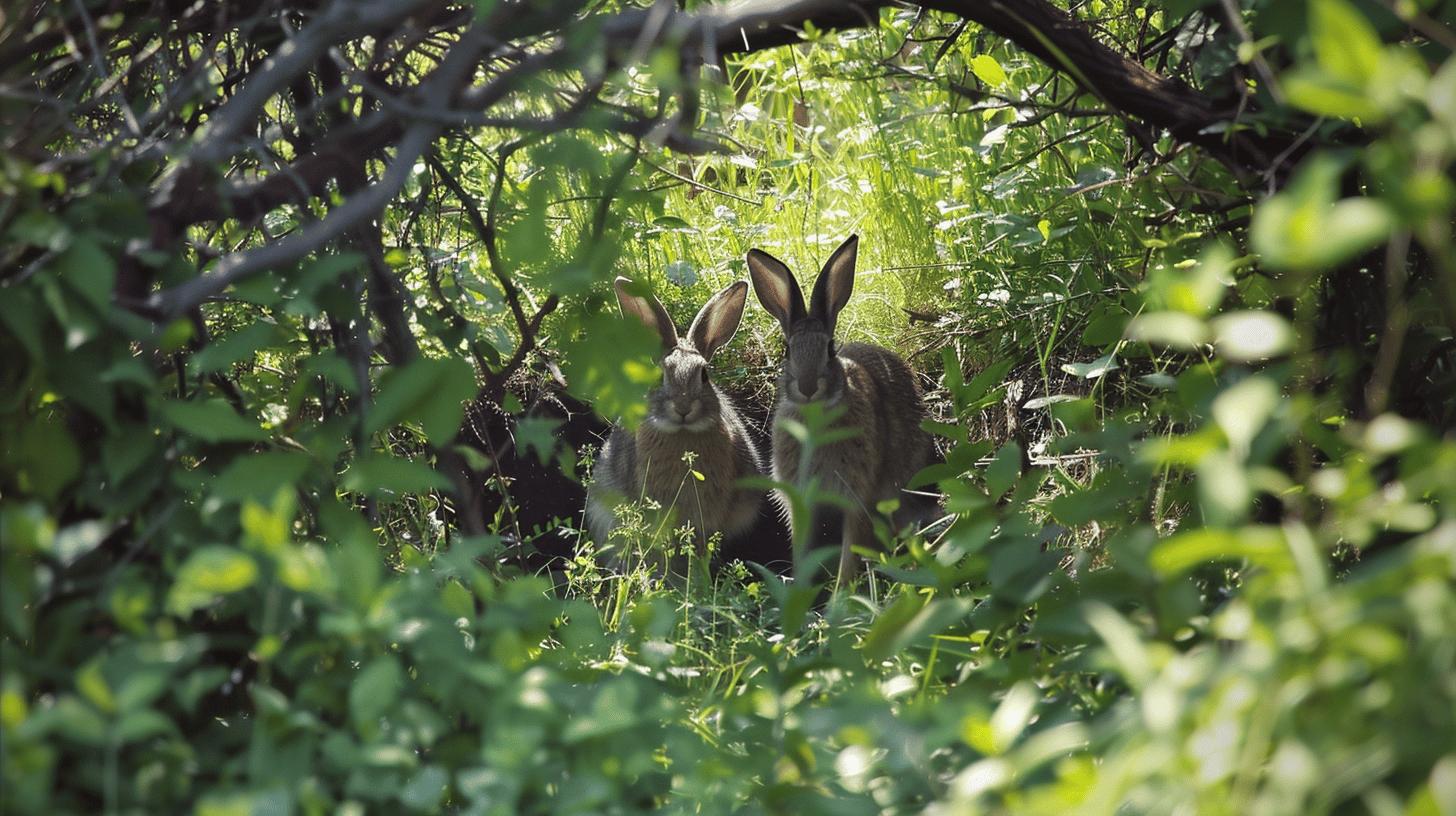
[585,277,766,570]
[747,235,933,583]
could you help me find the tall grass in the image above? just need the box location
[590,22,1227,408]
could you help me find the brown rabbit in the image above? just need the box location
[747,235,932,584]
[585,277,765,573]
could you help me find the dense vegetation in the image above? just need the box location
[3,0,1456,812]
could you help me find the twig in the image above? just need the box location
[146,25,499,318]
[426,149,535,344]
[637,156,764,205]
[1217,0,1283,104]
[1376,0,1456,51]
[182,0,429,168]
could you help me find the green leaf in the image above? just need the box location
[954,358,1014,412]
[1197,450,1251,526]
[1061,351,1119,379]
[1430,57,1456,127]
[5,412,82,501]
[1049,396,1095,431]
[860,595,973,661]
[1147,243,1235,316]
[1048,474,1139,525]
[175,668,229,714]
[157,318,194,352]
[51,520,109,567]
[1363,413,1421,455]
[230,272,285,307]
[665,259,697,286]
[7,209,71,251]
[1140,372,1177,390]
[189,322,279,374]
[1322,198,1397,258]
[0,288,46,362]
[1126,312,1209,349]
[989,681,1038,753]
[1283,69,1380,121]
[1212,375,1280,458]
[342,454,451,496]
[985,441,1021,498]
[1149,527,1290,577]
[195,793,255,816]
[441,579,475,620]
[1251,154,1395,271]
[401,765,450,811]
[326,504,381,611]
[113,709,173,744]
[351,656,403,733]
[277,543,332,595]
[115,671,169,712]
[301,350,360,395]
[53,236,115,314]
[366,357,477,445]
[167,546,259,615]
[563,310,660,429]
[50,696,107,745]
[1211,311,1294,362]
[214,451,311,503]
[241,490,294,554]
[514,417,560,464]
[77,660,116,713]
[286,252,364,315]
[1083,602,1153,688]
[987,533,1058,604]
[159,399,268,443]
[970,54,1008,87]
[1309,0,1383,85]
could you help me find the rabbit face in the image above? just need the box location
[613,276,749,432]
[781,322,845,405]
[648,346,721,431]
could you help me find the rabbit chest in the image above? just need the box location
[633,424,748,530]
[772,359,884,501]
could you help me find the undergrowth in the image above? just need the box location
[4,2,1456,814]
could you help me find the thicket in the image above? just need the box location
[2,0,1455,813]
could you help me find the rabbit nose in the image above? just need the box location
[798,377,819,399]
[672,400,692,419]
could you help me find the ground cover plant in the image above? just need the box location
[3,0,1456,812]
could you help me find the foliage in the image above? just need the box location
[3,0,1456,814]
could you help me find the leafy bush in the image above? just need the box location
[3,1,1455,814]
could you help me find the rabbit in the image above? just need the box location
[746,235,933,584]
[585,276,766,574]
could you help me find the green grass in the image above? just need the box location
[576,26,1215,412]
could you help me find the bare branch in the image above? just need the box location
[182,0,436,168]
[146,26,510,317]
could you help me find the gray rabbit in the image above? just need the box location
[585,277,766,572]
[747,235,933,584]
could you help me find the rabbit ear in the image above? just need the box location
[810,235,857,332]
[747,249,806,333]
[687,280,748,360]
[614,277,678,350]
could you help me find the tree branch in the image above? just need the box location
[145,27,514,317]
[601,0,1292,176]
